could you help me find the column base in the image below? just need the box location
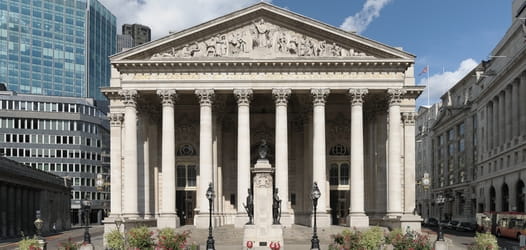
[311,212,331,228]
[157,214,180,229]
[347,213,369,228]
[235,213,250,228]
[400,214,423,233]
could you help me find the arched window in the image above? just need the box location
[329,162,350,186]
[329,144,349,156]
[177,144,196,156]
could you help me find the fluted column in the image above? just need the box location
[234,89,253,228]
[157,89,179,228]
[347,88,369,227]
[493,97,499,151]
[387,88,405,217]
[273,88,292,226]
[402,112,417,215]
[119,89,140,218]
[311,88,331,227]
[505,86,512,143]
[511,80,520,141]
[195,89,215,228]
[499,91,505,147]
[141,110,153,219]
[486,103,492,153]
[109,113,124,217]
[520,73,526,139]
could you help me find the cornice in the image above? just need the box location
[111,59,413,72]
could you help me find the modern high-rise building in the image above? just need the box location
[0,87,110,226]
[122,23,151,46]
[0,0,116,101]
[117,34,134,52]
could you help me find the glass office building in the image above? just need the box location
[0,0,116,101]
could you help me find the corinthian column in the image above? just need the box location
[234,89,253,228]
[402,112,417,215]
[156,89,179,228]
[273,88,292,226]
[387,88,405,217]
[119,89,140,218]
[347,88,369,228]
[311,88,331,227]
[195,89,215,228]
[109,113,124,217]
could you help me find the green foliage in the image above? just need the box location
[385,229,432,250]
[156,228,191,250]
[469,232,498,250]
[329,227,384,250]
[58,238,79,250]
[126,226,155,250]
[105,229,125,250]
[17,235,41,250]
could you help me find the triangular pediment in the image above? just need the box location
[112,3,414,61]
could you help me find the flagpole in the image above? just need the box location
[426,64,430,106]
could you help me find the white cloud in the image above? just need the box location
[417,58,478,106]
[99,0,271,39]
[339,0,392,34]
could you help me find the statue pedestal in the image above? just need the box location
[243,159,284,249]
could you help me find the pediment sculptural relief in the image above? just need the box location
[151,19,374,59]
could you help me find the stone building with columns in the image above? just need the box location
[474,0,526,215]
[103,3,423,231]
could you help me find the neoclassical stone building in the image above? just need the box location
[103,3,423,231]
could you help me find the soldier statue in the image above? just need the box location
[243,188,254,224]
[272,188,282,224]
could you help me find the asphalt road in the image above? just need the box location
[0,226,104,250]
[423,225,523,249]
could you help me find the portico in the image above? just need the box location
[103,2,423,231]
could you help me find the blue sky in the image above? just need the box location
[101,0,511,108]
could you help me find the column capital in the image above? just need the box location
[387,88,406,106]
[195,89,215,106]
[156,89,177,106]
[119,89,138,107]
[272,88,291,105]
[311,88,330,106]
[348,88,368,105]
[402,112,417,126]
[234,89,253,105]
[109,113,124,127]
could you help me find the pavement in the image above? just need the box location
[1,224,511,250]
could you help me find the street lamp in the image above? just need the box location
[114,217,124,249]
[435,195,446,241]
[83,200,92,244]
[311,182,321,250]
[34,210,46,249]
[206,183,215,250]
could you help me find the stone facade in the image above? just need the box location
[103,3,423,233]
[416,0,526,223]
[0,157,71,239]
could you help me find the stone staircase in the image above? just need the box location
[173,224,349,249]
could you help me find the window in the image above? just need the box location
[176,164,197,188]
[329,162,350,186]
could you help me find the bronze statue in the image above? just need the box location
[272,188,282,224]
[243,188,254,224]
[258,139,269,159]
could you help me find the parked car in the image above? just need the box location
[446,220,459,229]
[456,222,477,232]
[426,218,439,227]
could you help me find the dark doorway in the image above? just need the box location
[502,183,509,211]
[329,190,349,225]
[176,191,196,225]
[490,186,496,211]
[517,180,525,212]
